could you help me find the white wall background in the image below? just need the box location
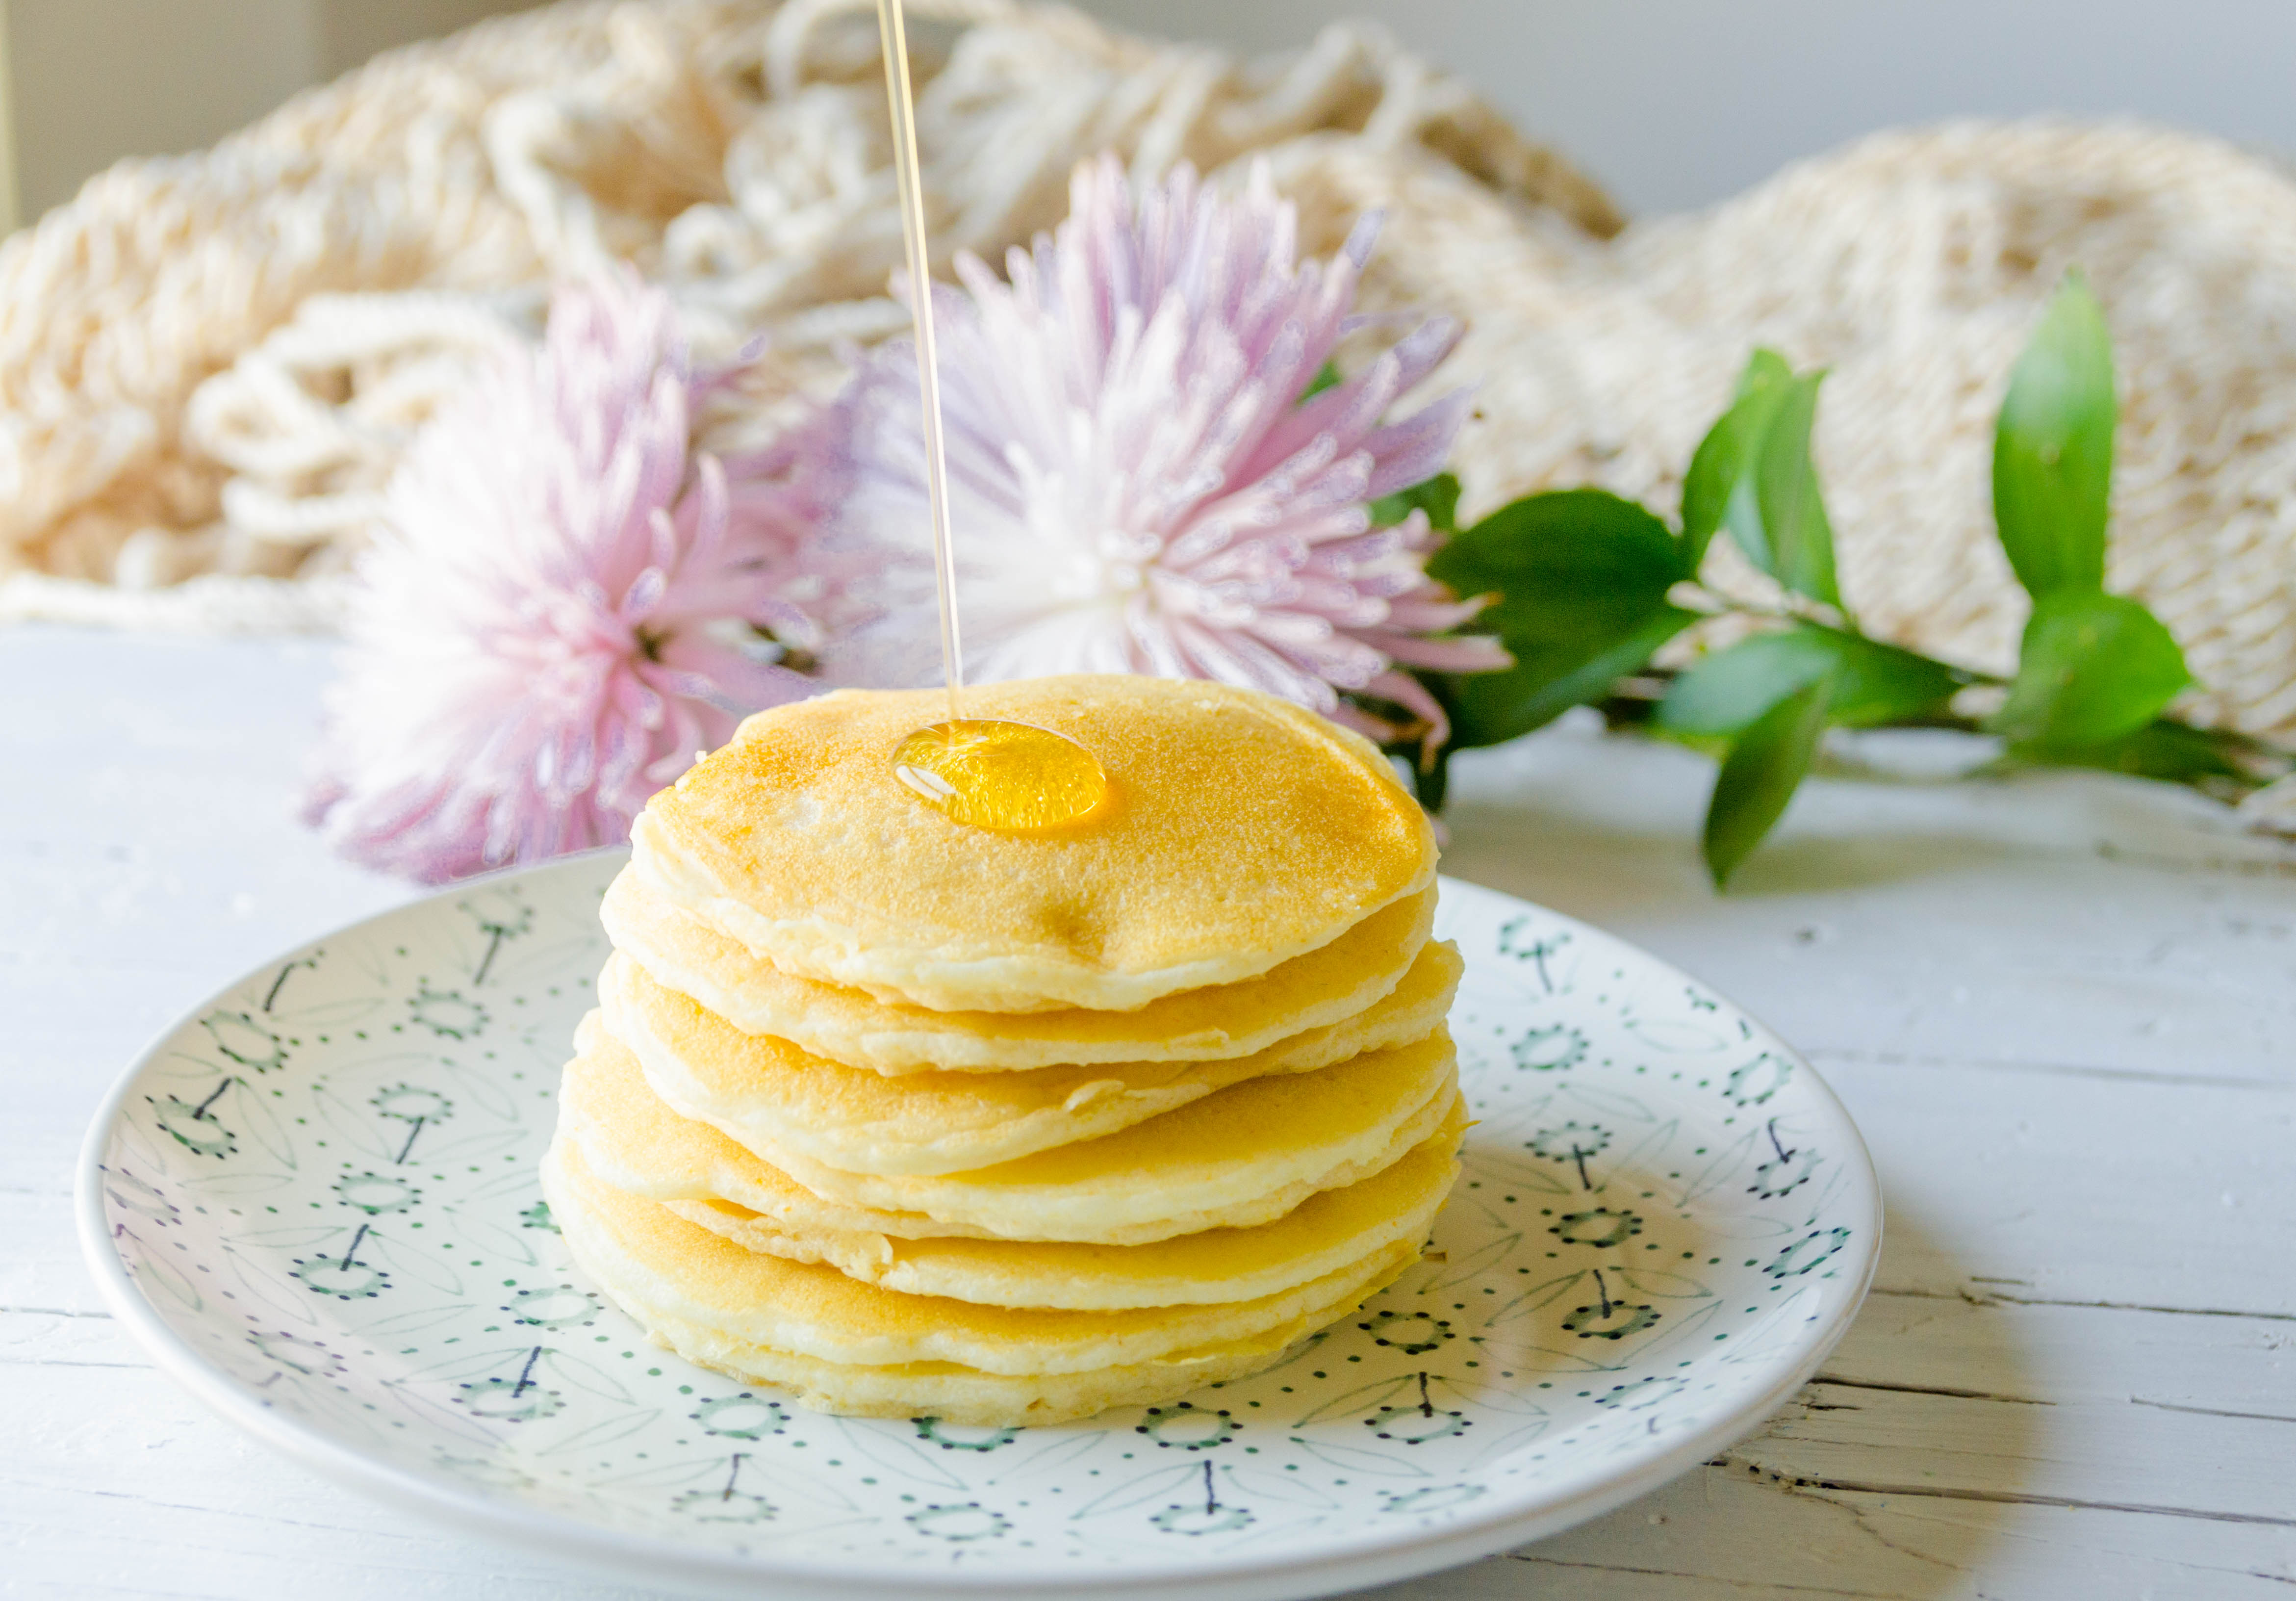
[5,0,2294,225]
[4,0,538,221]
[1077,0,2296,215]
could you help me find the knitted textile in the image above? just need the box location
[4,0,2295,764]
[0,0,1610,630]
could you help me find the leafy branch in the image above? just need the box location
[1383,272,2292,885]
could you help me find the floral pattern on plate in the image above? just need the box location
[82,852,1879,1599]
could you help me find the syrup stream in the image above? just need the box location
[874,0,964,727]
[874,0,1109,831]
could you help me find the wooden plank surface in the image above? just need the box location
[5,625,2294,1600]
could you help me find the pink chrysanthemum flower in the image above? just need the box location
[816,155,1505,747]
[305,272,828,882]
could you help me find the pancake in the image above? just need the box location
[603,939,1463,1176]
[631,676,1436,1012]
[613,1302,1323,1427]
[564,1011,1458,1244]
[562,1014,1001,1243]
[546,1137,1423,1424]
[601,866,1438,1074]
[667,1098,1464,1310]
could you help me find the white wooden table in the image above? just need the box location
[7,623,2293,1599]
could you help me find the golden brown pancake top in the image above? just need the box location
[634,675,1437,1012]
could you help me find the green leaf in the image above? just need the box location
[1733,348,1796,403]
[1660,626,1963,736]
[1680,349,1792,572]
[1371,471,1461,532]
[2015,718,2244,785]
[1448,605,1699,749]
[1660,633,1827,736]
[1993,271,2115,597]
[1750,372,1842,608]
[1428,488,1695,747]
[1300,359,1342,403]
[1989,589,2190,749]
[1684,353,1844,608]
[1704,675,1834,888]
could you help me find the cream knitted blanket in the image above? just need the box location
[0,0,1610,628]
[5,0,2295,758]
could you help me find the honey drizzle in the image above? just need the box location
[874,0,964,728]
[874,0,1108,832]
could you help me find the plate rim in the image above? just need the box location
[77,850,1883,1601]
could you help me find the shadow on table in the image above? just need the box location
[1442,780,2041,927]
[1344,1200,2036,1599]
[1429,718,2290,930]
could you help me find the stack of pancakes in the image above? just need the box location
[545,675,1466,1426]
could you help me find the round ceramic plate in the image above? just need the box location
[79,850,1879,1601]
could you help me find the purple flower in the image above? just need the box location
[815,155,1505,748]
[305,272,828,883]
